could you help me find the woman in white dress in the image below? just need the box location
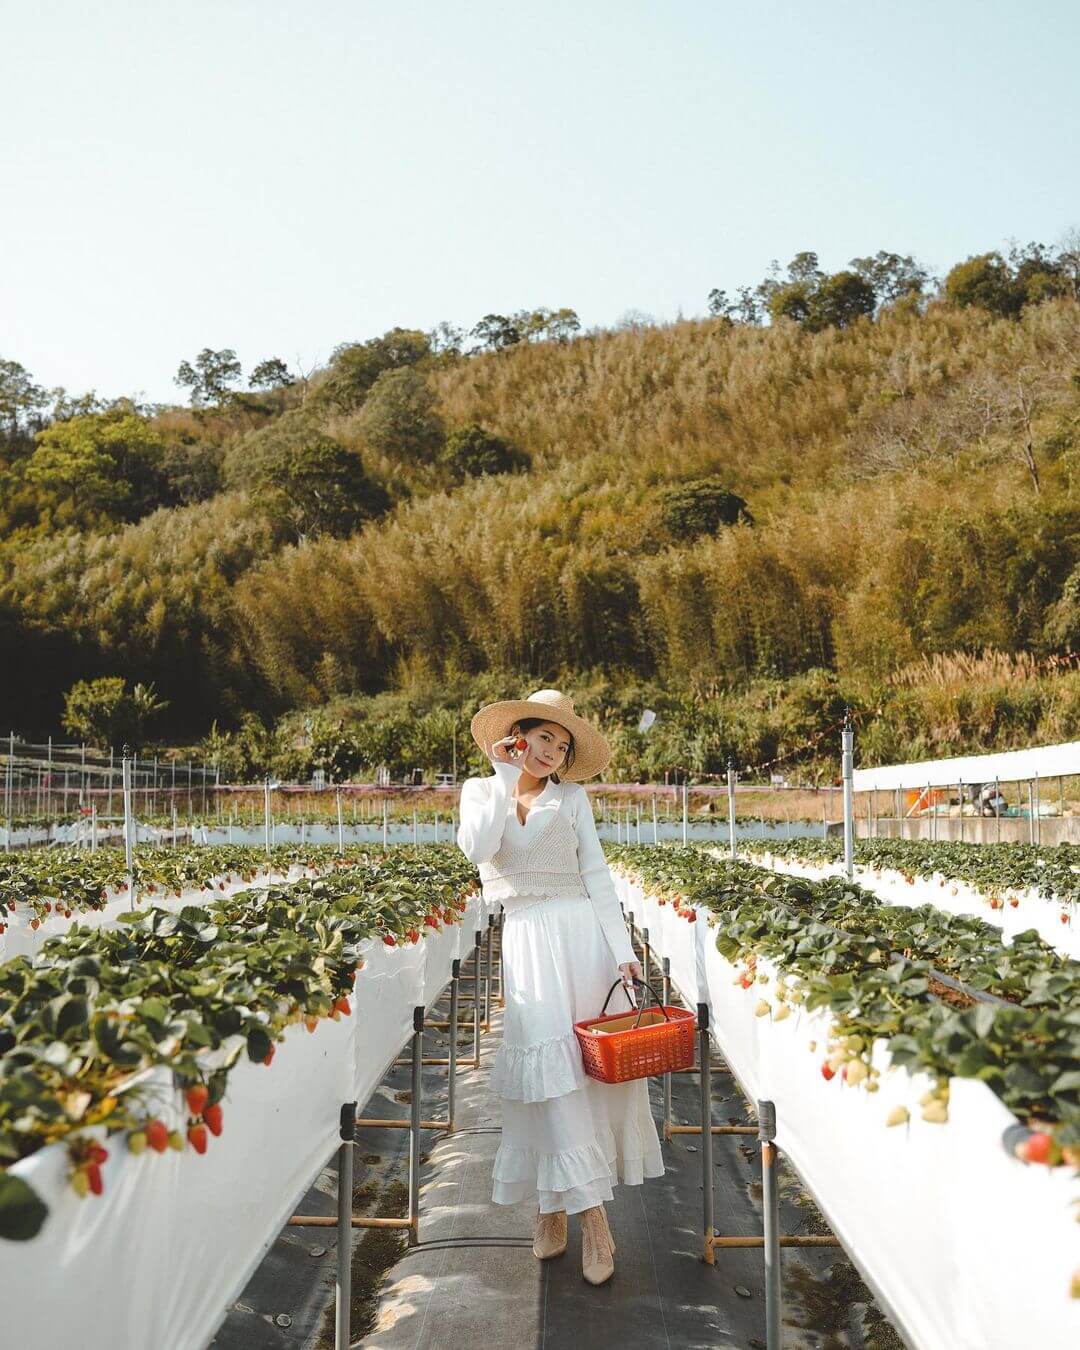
[456,688,665,1285]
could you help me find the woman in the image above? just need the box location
[455,688,665,1285]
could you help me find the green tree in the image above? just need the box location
[469,314,523,352]
[944,252,1024,317]
[174,348,243,407]
[26,408,168,526]
[261,436,391,540]
[659,477,753,537]
[62,676,169,749]
[439,423,528,480]
[849,251,931,306]
[0,359,50,441]
[808,270,876,330]
[248,357,292,390]
[358,367,445,460]
[319,328,431,412]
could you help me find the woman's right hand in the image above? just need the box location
[488,734,525,767]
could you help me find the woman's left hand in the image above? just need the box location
[618,960,644,1000]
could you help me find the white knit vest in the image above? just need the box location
[477,790,589,901]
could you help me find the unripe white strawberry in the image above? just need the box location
[886,1106,909,1127]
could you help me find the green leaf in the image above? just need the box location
[0,1172,49,1241]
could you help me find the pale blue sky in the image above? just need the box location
[2,0,1077,406]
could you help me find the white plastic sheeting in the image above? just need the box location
[852,740,1080,791]
[0,863,326,962]
[0,890,493,1350]
[615,868,1080,1350]
[731,848,1080,960]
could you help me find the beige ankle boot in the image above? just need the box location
[533,1205,567,1259]
[580,1205,615,1284]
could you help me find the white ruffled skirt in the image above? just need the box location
[490,892,666,1215]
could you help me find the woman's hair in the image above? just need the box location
[510,717,575,783]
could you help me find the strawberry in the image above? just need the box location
[89,1143,109,1165]
[821,1062,836,1081]
[203,1103,224,1137]
[305,1015,319,1033]
[1061,912,1070,925]
[333,996,351,1016]
[885,1106,909,1127]
[383,934,396,946]
[407,928,420,943]
[1022,1131,1052,1164]
[187,1123,208,1154]
[424,915,439,928]
[1008,897,1019,908]
[185,1084,209,1116]
[168,1129,184,1151]
[86,1162,103,1196]
[738,973,753,990]
[263,1044,276,1067]
[30,918,40,930]
[514,737,528,750]
[687,912,697,923]
[71,1168,90,1198]
[145,1118,169,1153]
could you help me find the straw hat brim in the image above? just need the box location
[470,698,610,782]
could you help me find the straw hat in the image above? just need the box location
[470,688,610,782]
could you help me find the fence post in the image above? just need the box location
[958,780,964,844]
[122,745,135,909]
[336,791,344,855]
[995,775,1001,844]
[652,792,659,845]
[726,756,738,859]
[698,1001,714,1264]
[841,710,854,881]
[1034,770,1041,846]
[263,774,271,857]
[4,732,12,852]
[682,781,688,846]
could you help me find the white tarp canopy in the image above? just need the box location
[852,740,1080,792]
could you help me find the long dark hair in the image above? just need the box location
[511,717,576,784]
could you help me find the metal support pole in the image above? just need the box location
[408,1006,423,1246]
[263,773,271,857]
[698,1001,715,1264]
[1034,771,1041,846]
[996,775,1001,844]
[91,802,97,854]
[4,732,12,852]
[484,915,494,1030]
[726,756,737,859]
[472,929,483,1065]
[496,907,504,1005]
[958,780,963,843]
[682,781,688,846]
[336,790,344,856]
[642,926,650,990]
[413,807,418,847]
[661,958,673,1138]
[335,1101,357,1350]
[759,1100,782,1350]
[447,959,460,1129]
[841,710,854,881]
[122,745,135,909]
[383,799,388,848]
[652,793,658,845]
[1028,780,1036,845]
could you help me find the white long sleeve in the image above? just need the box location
[572,786,636,967]
[455,761,522,864]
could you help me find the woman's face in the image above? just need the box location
[516,720,571,777]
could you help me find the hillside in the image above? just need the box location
[2,287,1079,780]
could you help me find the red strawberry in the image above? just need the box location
[821,1062,836,1081]
[383,934,396,946]
[687,912,697,923]
[514,737,528,750]
[333,997,351,1016]
[203,1103,223,1137]
[1061,913,1070,925]
[185,1084,209,1116]
[145,1118,169,1153]
[44,901,52,913]
[738,973,753,990]
[1023,1131,1052,1164]
[407,928,420,943]
[263,1044,276,1067]
[89,1143,109,1166]
[187,1123,208,1154]
[30,918,40,930]
[86,1162,103,1196]
[424,915,439,928]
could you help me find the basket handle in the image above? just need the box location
[599,976,671,1029]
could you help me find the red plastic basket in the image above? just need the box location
[574,978,696,1084]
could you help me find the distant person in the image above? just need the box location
[456,688,663,1285]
